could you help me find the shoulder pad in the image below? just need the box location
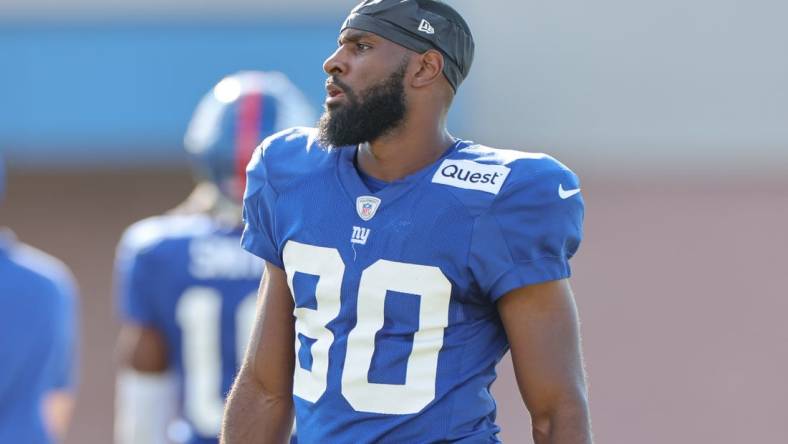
[251,127,337,193]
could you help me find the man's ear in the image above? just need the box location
[411,50,445,89]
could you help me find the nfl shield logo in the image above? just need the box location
[356,196,382,221]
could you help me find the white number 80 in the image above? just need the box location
[283,240,451,415]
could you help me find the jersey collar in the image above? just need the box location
[335,139,467,207]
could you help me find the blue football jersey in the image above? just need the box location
[0,231,78,444]
[241,128,585,443]
[115,214,264,444]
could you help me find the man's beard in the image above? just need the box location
[317,62,408,148]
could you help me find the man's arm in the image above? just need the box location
[114,324,177,444]
[497,279,592,444]
[221,261,296,444]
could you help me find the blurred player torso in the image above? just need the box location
[117,215,263,444]
[0,231,77,444]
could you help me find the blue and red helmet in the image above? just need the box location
[184,71,315,201]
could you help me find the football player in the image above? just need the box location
[0,156,79,443]
[113,71,315,444]
[223,1,592,443]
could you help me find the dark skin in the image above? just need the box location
[222,28,592,444]
[222,264,295,444]
[116,324,169,372]
[499,280,592,443]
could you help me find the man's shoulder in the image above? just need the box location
[248,127,337,193]
[1,240,77,305]
[118,213,214,259]
[452,143,576,184]
[432,142,579,212]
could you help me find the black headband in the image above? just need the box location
[341,0,475,92]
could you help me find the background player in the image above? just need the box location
[223,1,591,443]
[113,71,315,444]
[0,156,79,443]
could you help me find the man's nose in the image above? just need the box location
[323,47,347,76]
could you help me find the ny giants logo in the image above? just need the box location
[351,226,371,245]
[431,159,511,194]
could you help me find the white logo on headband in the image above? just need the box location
[418,19,435,35]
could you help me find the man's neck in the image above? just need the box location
[356,117,455,183]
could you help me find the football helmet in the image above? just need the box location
[184,71,315,201]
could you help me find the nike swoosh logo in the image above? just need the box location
[558,184,581,199]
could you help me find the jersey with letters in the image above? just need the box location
[115,215,263,444]
[0,230,78,444]
[241,128,584,443]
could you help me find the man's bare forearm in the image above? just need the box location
[531,398,592,444]
[220,365,294,444]
[222,263,296,443]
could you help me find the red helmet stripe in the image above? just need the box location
[234,91,263,200]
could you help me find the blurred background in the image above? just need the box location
[2,0,787,443]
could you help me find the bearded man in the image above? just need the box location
[222,1,592,443]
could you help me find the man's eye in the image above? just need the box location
[357,43,371,51]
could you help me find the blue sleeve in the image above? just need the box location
[241,142,283,268]
[114,235,160,326]
[46,279,78,390]
[469,164,584,301]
